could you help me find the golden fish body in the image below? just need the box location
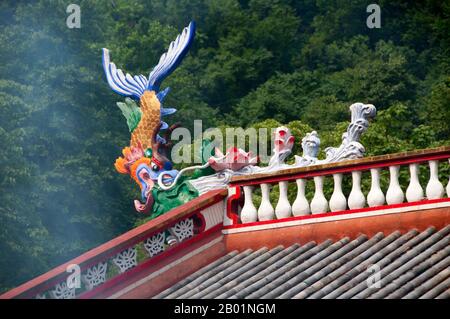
[130,90,161,150]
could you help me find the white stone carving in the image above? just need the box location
[294,131,320,166]
[426,160,444,199]
[144,232,166,257]
[171,218,194,242]
[35,293,46,299]
[406,163,424,202]
[348,171,366,209]
[113,247,137,273]
[386,165,404,204]
[367,168,385,207]
[241,186,258,223]
[82,262,107,291]
[49,281,76,299]
[268,126,296,169]
[323,103,376,163]
[188,103,377,196]
[275,181,292,219]
[310,176,328,214]
[292,179,310,216]
[330,173,347,212]
[258,183,275,221]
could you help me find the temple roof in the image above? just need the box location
[155,226,450,299]
[2,147,449,300]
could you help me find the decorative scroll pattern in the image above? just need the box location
[144,232,166,257]
[171,218,194,242]
[323,103,376,163]
[82,262,108,290]
[113,247,137,273]
[49,282,76,299]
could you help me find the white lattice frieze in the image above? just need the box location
[81,262,108,290]
[144,232,166,257]
[171,218,194,242]
[112,247,137,273]
[49,281,76,299]
[35,293,47,299]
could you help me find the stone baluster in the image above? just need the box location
[426,160,444,199]
[310,176,328,214]
[258,184,275,221]
[367,168,385,207]
[329,174,346,212]
[406,163,424,202]
[275,181,292,219]
[241,186,257,223]
[292,179,310,216]
[386,165,404,205]
[348,171,366,209]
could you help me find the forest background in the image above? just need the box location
[0,0,449,291]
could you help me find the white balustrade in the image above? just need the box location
[329,174,347,212]
[237,156,449,225]
[386,165,404,204]
[241,186,257,223]
[348,171,366,209]
[406,163,424,202]
[426,160,444,199]
[292,179,310,216]
[310,176,328,214]
[275,181,292,219]
[258,183,275,221]
[367,168,385,207]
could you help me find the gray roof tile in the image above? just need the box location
[154,226,450,299]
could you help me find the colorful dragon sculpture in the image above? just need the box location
[102,21,377,218]
[103,22,197,215]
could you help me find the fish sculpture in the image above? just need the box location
[102,22,196,213]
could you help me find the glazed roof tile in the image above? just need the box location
[155,226,450,299]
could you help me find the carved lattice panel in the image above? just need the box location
[143,232,166,257]
[49,281,76,299]
[112,247,137,273]
[170,218,194,242]
[82,262,108,290]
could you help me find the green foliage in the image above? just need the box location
[0,0,448,292]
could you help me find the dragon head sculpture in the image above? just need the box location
[114,124,180,213]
